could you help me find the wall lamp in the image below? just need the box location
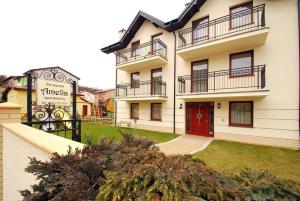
[217,102,221,109]
[179,103,183,109]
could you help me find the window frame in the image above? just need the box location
[229,101,253,128]
[130,103,139,120]
[151,33,163,54]
[131,40,140,57]
[229,1,253,30]
[151,68,162,95]
[130,72,140,88]
[191,59,209,93]
[151,103,162,121]
[229,50,254,78]
[192,16,209,44]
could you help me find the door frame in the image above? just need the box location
[185,102,214,137]
[192,16,209,45]
[82,105,88,117]
[151,33,163,54]
[151,68,162,95]
[191,59,209,93]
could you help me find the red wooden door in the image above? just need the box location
[187,104,210,136]
[82,105,88,117]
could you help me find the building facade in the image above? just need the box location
[102,0,300,149]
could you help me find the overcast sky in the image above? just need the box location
[0,0,187,89]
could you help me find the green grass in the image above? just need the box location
[58,122,179,144]
[193,140,300,183]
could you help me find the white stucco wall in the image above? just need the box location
[3,128,50,201]
[115,0,299,147]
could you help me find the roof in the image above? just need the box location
[93,88,115,94]
[24,66,80,80]
[2,76,24,84]
[101,0,206,54]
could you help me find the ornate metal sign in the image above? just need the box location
[23,67,81,142]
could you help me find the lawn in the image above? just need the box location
[59,122,179,144]
[193,140,300,183]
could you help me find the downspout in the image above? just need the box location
[114,53,118,126]
[298,0,300,139]
[172,30,177,134]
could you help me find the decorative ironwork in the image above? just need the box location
[115,39,167,65]
[177,4,266,49]
[23,68,81,142]
[23,104,81,140]
[178,65,266,94]
[28,67,75,84]
[117,80,167,97]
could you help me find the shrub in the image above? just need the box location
[21,134,300,201]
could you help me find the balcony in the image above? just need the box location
[177,5,268,60]
[177,65,268,99]
[116,39,168,71]
[116,80,167,101]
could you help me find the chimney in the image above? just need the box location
[119,28,126,39]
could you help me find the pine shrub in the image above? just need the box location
[21,133,300,201]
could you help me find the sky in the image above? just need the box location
[0,0,187,89]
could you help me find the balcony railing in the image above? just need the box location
[117,80,166,97]
[116,39,167,65]
[177,65,266,94]
[177,4,266,49]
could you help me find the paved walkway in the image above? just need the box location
[156,135,213,155]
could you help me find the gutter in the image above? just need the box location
[172,30,177,134]
[115,58,118,126]
[298,0,300,138]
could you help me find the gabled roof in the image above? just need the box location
[101,0,206,54]
[24,66,80,80]
[2,76,24,84]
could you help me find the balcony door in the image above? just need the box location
[192,16,209,44]
[152,33,163,55]
[151,68,162,95]
[191,60,208,93]
[131,40,140,58]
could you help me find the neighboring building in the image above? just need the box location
[102,0,300,148]
[1,67,92,118]
[93,89,115,117]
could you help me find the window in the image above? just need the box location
[192,60,208,92]
[152,33,163,54]
[230,1,253,29]
[230,50,253,77]
[130,103,139,119]
[192,16,209,44]
[229,101,253,127]
[131,72,140,88]
[151,68,162,95]
[151,103,162,121]
[131,40,140,57]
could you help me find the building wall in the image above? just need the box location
[76,96,92,117]
[0,103,84,201]
[116,20,175,132]
[174,0,299,145]
[115,0,300,147]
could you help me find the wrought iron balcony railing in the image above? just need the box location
[117,80,166,97]
[116,39,167,65]
[177,4,266,49]
[177,65,266,94]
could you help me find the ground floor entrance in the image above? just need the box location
[186,102,214,137]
